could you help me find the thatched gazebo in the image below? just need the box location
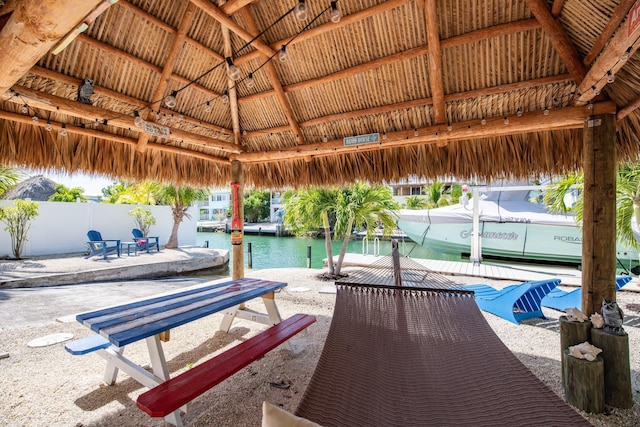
[1,0,640,313]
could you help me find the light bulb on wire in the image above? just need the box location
[294,1,308,21]
[59,124,68,137]
[22,104,28,114]
[46,120,53,131]
[279,45,288,62]
[221,90,229,105]
[607,71,615,84]
[246,73,255,88]
[164,91,178,108]
[205,101,211,113]
[32,114,39,124]
[330,1,342,23]
[225,57,241,81]
[133,110,144,128]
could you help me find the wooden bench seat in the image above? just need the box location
[136,313,316,418]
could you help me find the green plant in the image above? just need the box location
[0,199,39,259]
[128,207,156,236]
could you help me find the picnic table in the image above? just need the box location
[67,277,291,425]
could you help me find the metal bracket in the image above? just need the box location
[587,118,602,128]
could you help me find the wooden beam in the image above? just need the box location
[240,8,304,144]
[9,84,242,153]
[221,19,241,144]
[0,0,103,94]
[0,108,230,164]
[574,14,640,105]
[244,74,572,139]
[424,0,446,124]
[551,0,566,17]
[525,0,587,84]
[189,0,276,58]
[219,0,257,16]
[136,3,196,153]
[245,18,541,100]
[583,0,636,66]
[28,66,234,138]
[617,94,640,121]
[233,102,616,163]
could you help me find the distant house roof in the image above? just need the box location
[2,175,57,201]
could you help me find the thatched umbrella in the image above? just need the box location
[1,175,57,201]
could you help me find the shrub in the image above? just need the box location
[0,199,39,259]
[128,207,156,236]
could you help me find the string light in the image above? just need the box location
[607,71,615,84]
[46,120,53,131]
[592,85,600,96]
[620,47,631,62]
[22,104,28,114]
[164,91,177,108]
[330,1,342,23]
[294,1,308,21]
[32,114,39,123]
[221,90,229,104]
[516,108,523,117]
[382,132,387,140]
[279,45,288,62]
[481,117,486,125]
[447,123,452,132]
[133,110,144,127]
[323,135,328,142]
[544,107,549,116]
[504,117,509,124]
[225,57,241,81]
[205,101,211,113]
[246,73,255,88]
[414,128,418,136]
[59,123,68,137]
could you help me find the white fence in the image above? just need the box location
[0,201,197,258]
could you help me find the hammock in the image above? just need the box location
[295,256,591,426]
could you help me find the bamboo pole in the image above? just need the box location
[231,160,245,280]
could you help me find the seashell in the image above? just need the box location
[590,312,604,329]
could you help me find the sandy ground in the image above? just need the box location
[1,268,639,427]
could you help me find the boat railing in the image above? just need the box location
[362,236,380,256]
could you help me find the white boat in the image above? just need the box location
[397,187,640,267]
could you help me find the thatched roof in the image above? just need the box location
[2,175,57,201]
[1,0,639,189]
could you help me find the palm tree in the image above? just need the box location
[48,184,88,202]
[333,182,399,275]
[543,164,640,251]
[155,184,209,249]
[282,187,340,275]
[403,195,427,209]
[422,182,455,208]
[0,165,22,198]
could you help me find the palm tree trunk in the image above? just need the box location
[322,211,335,274]
[334,216,354,275]
[165,209,184,248]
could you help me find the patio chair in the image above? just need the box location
[132,228,160,253]
[292,281,590,426]
[86,230,120,260]
[462,277,561,324]
[541,275,633,312]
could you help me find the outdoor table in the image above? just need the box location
[71,277,287,416]
[120,241,139,256]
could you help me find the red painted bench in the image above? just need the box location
[136,313,316,419]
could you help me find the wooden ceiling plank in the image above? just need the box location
[0,0,103,94]
[525,0,587,84]
[583,0,636,66]
[575,15,640,105]
[235,0,413,66]
[136,3,196,153]
[233,102,615,163]
[9,84,242,153]
[190,0,276,58]
[0,107,230,164]
[240,8,304,144]
[424,0,446,124]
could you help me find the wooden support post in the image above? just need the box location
[563,350,604,413]
[231,160,244,280]
[591,329,633,408]
[582,113,617,315]
[559,316,592,389]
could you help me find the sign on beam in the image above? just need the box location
[142,121,171,138]
[629,0,640,38]
[343,132,380,146]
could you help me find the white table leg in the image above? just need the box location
[219,305,239,332]
[262,293,293,351]
[146,335,170,381]
[102,345,124,385]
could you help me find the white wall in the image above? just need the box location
[0,201,197,257]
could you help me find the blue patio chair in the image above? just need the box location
[541,275,633,312]
[462,278,561,324]
[132,228,160,253]
[86,230,120,260]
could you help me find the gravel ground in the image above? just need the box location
[0,268,639,426]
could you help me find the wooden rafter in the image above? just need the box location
[233,102,616,164]
[525,0,586,84]
[28,66,234,138]
[221,23,241,143]
[583,0,636,66]
[0,0,103,94]
[219,0,257,16]
[8,85,242,153]
[551,0,565,17]
[575,13,640,105]
[618,94,640,121]
[136,3,196,154]
[424,0,445,124]
[239,8,304,144]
